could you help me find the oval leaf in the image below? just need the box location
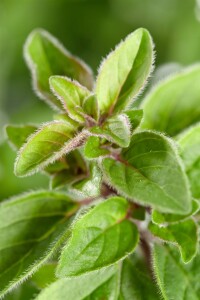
[15,121,88,177]
[0,190,79,299]
[141,65,200,136]
[149,219,198,263]
[103,131,191,215]
[178,123,200,198]
[56,197,139,277]
[153,244,200,300]
[96,28,154,115]
[50,76,91,123]
[24,29,93,110]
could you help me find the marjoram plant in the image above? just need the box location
[2,27,200,300]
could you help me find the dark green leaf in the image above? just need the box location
[24,29,94,110]
[32,263,57,289]
[103,131,191,214]
[56,197,139,277]
[141,65,200,136]
[6,124,37,150]
[96,28,154,114]
[149,218,198,263]
[0,190,79,298]
[153,244,200,300]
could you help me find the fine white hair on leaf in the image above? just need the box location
[14,120,90,177]
[23,28,94,112]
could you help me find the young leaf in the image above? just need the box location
[103,131,191,215]
[0,190,79,299]
[141,65,200,136]
[84,136,110,159]
[49,76,91,123]
[82,94,99,121]
[96,28,154,115]
[152,199,199,225]
[90,114,131,147]
[70,163,102,199]
[6,124,37,150]
[153,244,200,300]
[178,123,200,198]
[149,218,198,263]
[15,121,89,177]
[123,108,143,131]
[24,29,94,111]
[56,197,139,277]
[50,170,76,190]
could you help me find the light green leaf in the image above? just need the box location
[153,244,200,300]
[0,190,79,299]
[84,136,110,159]
[82,94,99,122]
[24,29,93,111]
[178,123,200,198]
[123,109,143,131]
[36,265,118,300]
[36,256,158,300]
[6,124,37,150]
[15,121,89,177]
[149,218,198,263]
[141,65,200,136]
[56,197,139,277]
[103,131,191,215]
[50,76,91,123]
[152,199,199,225]
[90,114,131,147]
[96,28,154,115]
[32,263,57,289]
[70,164,102,199]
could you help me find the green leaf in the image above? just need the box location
[5,281,39,300]
[32,263,57,289]
[141,65,200,136]
[56,196,139,277]
[96,28,154,115]
[6,124,37,150]
[50,170,76,190]
[149,218,198,263]
[36,265,118,300]
[103,131,191,215]
[132,206,146,221]
[90,114,131,147]
[15,121,88,177]
[178,123,200,198]
[0,190,79,298]
[24,29,94,111]
[84,136,110,159]
[152,199,199,225]
[82,94,99,122]
[153,244,200,300]
[123,108,143,131]
[70,163,102,199]
[36,256,158,300]
[50,76,91,123]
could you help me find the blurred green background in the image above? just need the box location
[1,0,200,200]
